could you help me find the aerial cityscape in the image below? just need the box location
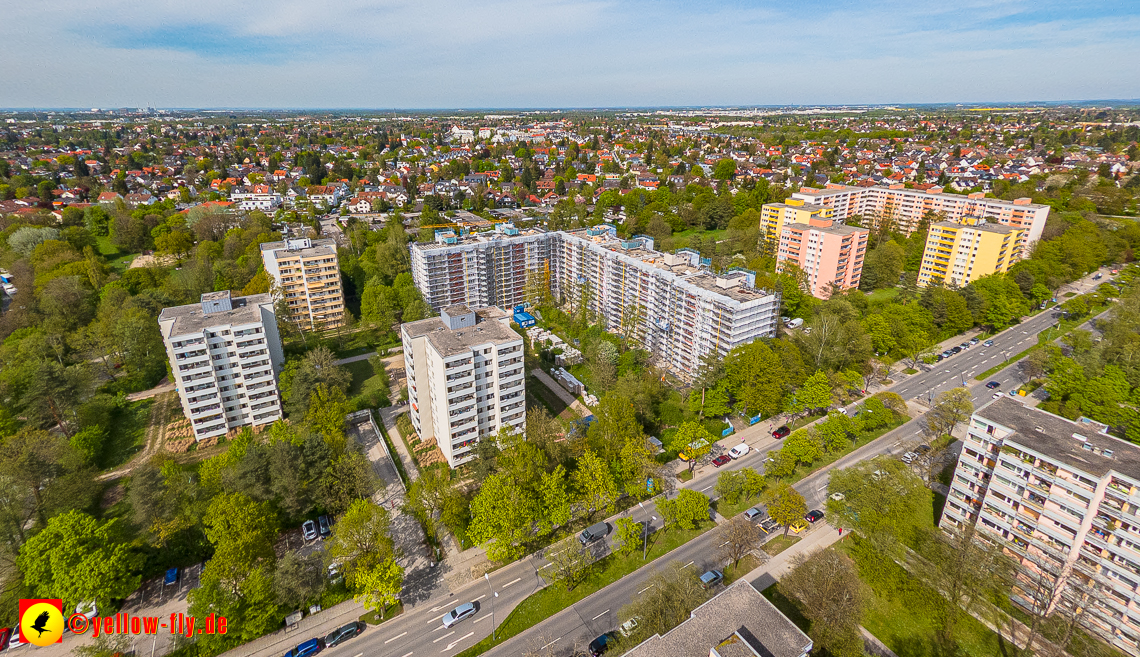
[1,3,1140,657]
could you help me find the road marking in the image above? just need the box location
[701,486,712,491]
[443,632,474,652]
[433,630,456,643]
[538,563,552,570]
[399,653,413,657]
[386,632,408,644]
[719,540,729,547]
[431,614,448,625]
[592,609,609,621]
[474,615,490,624]
[354,653,364,657]
[638,584,654,594]
[684,561,694,567]
[473,594,486,602]
[430,605,447,612]
[502,577,522,588]
[541,637,561,650]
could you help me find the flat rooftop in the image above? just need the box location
[412,226,550,251]
[402,307,521,357]
[976,397,1140,479]
[795,184,1049,209]
[259,238,338,258]
[158,293,273,336]
[932,220,1019,234]
[621,581,812,657]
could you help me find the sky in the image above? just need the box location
[1,0,1138,109]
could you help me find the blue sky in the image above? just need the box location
[0,0,1137,108]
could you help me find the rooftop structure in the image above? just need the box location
[621,580,812,657]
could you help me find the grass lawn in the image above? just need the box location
[866,287,901,303]
[101,399,154,470]
[359,602,404,625]
[714,495,765,521]
[95,235,137,272]
[344,359,376,396]
[455,523,714,657]
[841,536,1003,657]
[763,535,801,556]
[677,469,694,482]
[527,375,577,421]
[722,553,762,586]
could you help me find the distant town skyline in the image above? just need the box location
[1,0,1138,108]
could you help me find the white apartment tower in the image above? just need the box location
[942,397,1140,655]
[409,224,555,312]
[158,291,285,441]
[260,238,346,330]
[401,305,526,468]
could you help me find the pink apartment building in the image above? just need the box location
[777,218,870,299]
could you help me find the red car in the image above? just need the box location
[712,455,732,468]
[772,426,791,439]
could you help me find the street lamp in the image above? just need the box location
[484,573,498,641]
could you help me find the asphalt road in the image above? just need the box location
[309,269,1114,657]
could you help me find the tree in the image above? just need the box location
[712,159,737,181]
[574,449,620,520]
[325,499,395,588]
[827,457,930,551]
[318,449,376,516]
[74,634,133,657]
[673,489,711,530]
[787,370,832,419]
[924,387,973,438]
[898,329,936,370]
[669,421,712,473]
[545,537,592,591]
[18,510,141,610]
[779,548,867,657]
[305,383,351,453]
[612,517,643,557]
[764,448,798,480]
[741,468,766,501]
[280,346,352,418]
[587,392,643,462]
[468,471,539,562]
[714,470,745,505]
[274,551,325,610]
[354,559,404,619]
[0,428,74,524]
[724,341,786,418]
[783,429,823,466]
[916,525,1013,645]
[763,482,807,537]
[539,465,573,533]
[715,515,768,568]
[202,492,278,592]
[618,561,710,639]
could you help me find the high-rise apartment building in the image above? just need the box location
[158,291,285,441]
[557,226,780,379]
[916,217,1024,288]
[759,198,834,244]
[401,305,526,468]
[260,238,346,330]
[408,225,780,381]
[790,184,1049,257]
[776,217,869,298]
[941,397,1140,655]
[409,224,555,312]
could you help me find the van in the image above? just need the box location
[579,521,610,545]
[786,318,804,330]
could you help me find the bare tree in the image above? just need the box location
[779,548,867,657]
[917,525,1014,645]
[618,561,710,640]
[545,537,592,591]
[922,387,973,439]
[714,515,769,569]
[522,632,562,657]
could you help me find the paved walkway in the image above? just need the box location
[125,378,176,401]
[530,368,593,417]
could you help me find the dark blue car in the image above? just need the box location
[284,638,324,657]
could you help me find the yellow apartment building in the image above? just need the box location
[917,217,1024,288]
[259,238,346,330]
[759,199,834,245]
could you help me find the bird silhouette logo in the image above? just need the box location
[18,599,64,646]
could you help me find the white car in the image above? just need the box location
[993,391,1004,399]
[728,443,750,459]
[901,452,918,464]
[442,602,477,628]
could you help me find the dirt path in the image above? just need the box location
[98,391,177,481]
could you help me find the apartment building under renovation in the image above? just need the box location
[788,184,1050,257]
[409,224,781,380]
[409,223,555,312]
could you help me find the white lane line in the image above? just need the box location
[719,540,729,547]
[433,630,456,643]
[701,486,712,491]
[385,632,408,644]
[684,561,694,567]
[399,653,413,657]
[431,622,449,630]
[502,577,522,588]
[430,604,447,612]
[472,594,486,602]
[638,584,654,594]
[538,563,552,570]
[474,615,490,624]
[541,637,561,650]
[354,653,364,657]
[592,609,610,621]
[443,632,474,652]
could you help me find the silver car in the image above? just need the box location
[442,602,477,628]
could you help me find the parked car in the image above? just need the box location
[985,380,1001,389]
[789,520,808,534]
[951,346,962,354]
[901,451,917,464]
[1094,272,1103,280]
[744,507,767,521]
[579,521,611,545]
[805,510,825,523]
[323,622,364,648]
[302,520,318,541]
[699,569,724,589]
[0,628,10,651]
[992,391,1004,399]
[959,342,970,350]
[915,444,931,455]
[618,617,640,639]
[588,633,613,656]
[969,337,980,345]
[760,517,780,532]
[728,443,750,459]
[983,339,994,347]
[442,603,477,628]
[772,426,791,439]
[283,638,324,657]
[318,515,331,538]
[712,454,732,468]
[1009,388,1021,397]
[941,350,953,358]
